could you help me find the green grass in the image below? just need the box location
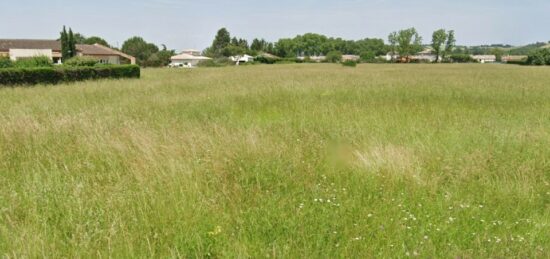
[0,64,549,258]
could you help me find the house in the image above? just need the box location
[0,39,136,64]
[342,55,360,62]
[230,54,254,65]
[410,49,439,62]
[472,55,496,63]
[169,49,211,68]
[502,55,527,63]
[297,55,326,62]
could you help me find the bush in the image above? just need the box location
[449,54,476,63]
[0,57,13,68]
[360,51,376,63]
[64,56,99,67]
[0,65,140,86]
[255,56,280,64]
[14,56,53,68]
[526,49,550,65]
[342,60,357,67]
[325,51,343,63]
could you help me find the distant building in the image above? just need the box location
[502,55,527,63]
[410,49,439,62]
[230,54,255,65]
[0,39,136,64]
[342,55,360,62]
[169,49,211,68]
[472,55,497,63]
[297,55,326,62]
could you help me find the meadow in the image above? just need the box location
[0,64,549,258]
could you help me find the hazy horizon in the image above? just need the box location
[2,0,549,51]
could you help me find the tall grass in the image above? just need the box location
[0,64,549,257]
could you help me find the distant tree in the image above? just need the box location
[394,28,422,62]
[84,36,110,47]
[121,36,159,66]
[431,29,448,62]
[388,32,398,62]
[443,30,456,60]
[68,28,77,58]
[251,38,266,52]
[73,33,87,44]
[325,51,343,63]
[156,44,176,66]
[60,26,69,61]
[490,48,504,62]
[207,28,231,57]
[360,51,376,62]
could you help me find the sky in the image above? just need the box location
[1,0,549,51]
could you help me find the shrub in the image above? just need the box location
[449,54,476,63]
[526,49,550,65]
[0,57,13,68]
[325,51,343,63]
[342,60,357,67]
[0,65,140,86]
[64,56,99,67]
[360,51,376,63]
[14,56,53,68]
[255,56,280,64]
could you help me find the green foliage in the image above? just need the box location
[431,29,448,62]
[84,36,110,47]
[14,56,53,68]
[255,55,281,64]
[444,30,456,60]
[0,65,140,86]
[360,51,377,62]
[273,34,387,58]
[63,56,99,67]
[60,26,77,61]
[341,60,357,67]
[121,37,160,67]
[207,28,232,57]
[449,54,476,63]
[394,28,423,61]
[325,51,343,63]
[526,48,550,65]
[0,57,13,68]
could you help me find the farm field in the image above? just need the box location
[0,64,549,257]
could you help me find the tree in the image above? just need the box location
[60,26,76,61]
[325,51,343,63]
[443,30,456,60]
[60,26,69,61]
[395,28,423,62]
[431,29,448,62]
[68,28,77,58]
[121,36,159,66]
[156,44,176,67]
[208,28,231,57]
[388,32,398,62]
[84,36,110,47]
[73,33,87,44]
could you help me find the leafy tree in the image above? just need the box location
[84,36,110,47]
[325,51,343,63]
[395,28,423,62]
[73,33,87,44]
[490,48,504,62]
[526,48,550,65]
[208,28,231,57]
[156,45,176,67]
[121,37,159,66]
[431,29,448,62]
[360,51,376,62]
[444,30,456,60]
[388,32,398,62]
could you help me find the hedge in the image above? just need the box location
[0,65,140,86]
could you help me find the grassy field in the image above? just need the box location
[0,64,549,258]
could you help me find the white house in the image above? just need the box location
[169,49,211,68]
[472,55,497,63]
[230,54,254,65]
